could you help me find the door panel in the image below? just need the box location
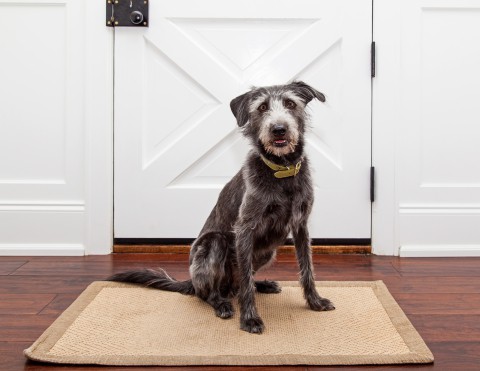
[114,0,372,239]
[394,0,480,250]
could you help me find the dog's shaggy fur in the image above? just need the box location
[108,81,335,334]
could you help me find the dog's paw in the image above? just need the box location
[215,302,234,319]
[240,316,265,334]
[255,280,282,294]
[308,296,335,311]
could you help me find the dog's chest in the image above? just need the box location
[261,182,310,223]
[243,161,313,232]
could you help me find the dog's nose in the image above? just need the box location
[272,124,287,137]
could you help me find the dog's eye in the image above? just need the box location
[284,99,296,109]
[258,103,268,112]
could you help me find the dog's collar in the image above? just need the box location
[260,155,302,179]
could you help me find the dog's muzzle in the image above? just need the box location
[272,124,288,147]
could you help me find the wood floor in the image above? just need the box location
[1,253,479,370]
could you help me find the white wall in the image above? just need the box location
[1,0,479,256]
[372,0,480,256]
[0,0,113,255]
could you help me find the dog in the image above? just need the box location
[108,81,335,334]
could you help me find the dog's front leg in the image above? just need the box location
[293,224,335,311]
[235,225,265,334]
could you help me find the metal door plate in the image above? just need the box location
[106,0,149,27]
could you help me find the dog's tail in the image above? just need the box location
[107,268,195,295]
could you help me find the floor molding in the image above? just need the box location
[0,243,85,256]
[399,245,480,257]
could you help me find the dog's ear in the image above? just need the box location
[230,91,251,127]
[290,81,326,104]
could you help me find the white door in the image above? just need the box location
[383,0,480,256]
[114,0,372,240]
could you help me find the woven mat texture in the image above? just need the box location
[24,281,433,366]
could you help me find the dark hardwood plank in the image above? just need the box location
[0,314,57,342]
[106,253,191,262]
[0,294,55,315]
[0,275,103,294]
[0,256,111,262]
[392,257,480,277]
[7,254,392,280]
[393,293,480,315]
[11,261,190,277]
[0,342,32,371]
[380,276,480,294]
[38,294,80,315]
[0,261,27,275]
[424,341,480,371]
[268,255,400,280]
[0,254,190,262]
[409,314,480,342]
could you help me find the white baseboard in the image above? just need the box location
[0,244,85,256]
[399,245,480,257]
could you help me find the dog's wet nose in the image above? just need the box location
[272,124,287,137]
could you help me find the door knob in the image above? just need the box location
[130,11,144,25]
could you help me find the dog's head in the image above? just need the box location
[230,81,325,157]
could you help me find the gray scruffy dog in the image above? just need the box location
[108,81,335,334]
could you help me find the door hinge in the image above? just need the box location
[106,0,149,27]
[370,166,375,202]
[371,41,376,78]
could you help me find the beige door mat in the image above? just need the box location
[24,281,433,366]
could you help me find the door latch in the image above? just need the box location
[106,0,149,27]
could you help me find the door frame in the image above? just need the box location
[370,1,400,256]
[90,0,395,255]
[83,0,114,254]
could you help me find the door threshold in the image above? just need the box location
[113,244,371,255]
